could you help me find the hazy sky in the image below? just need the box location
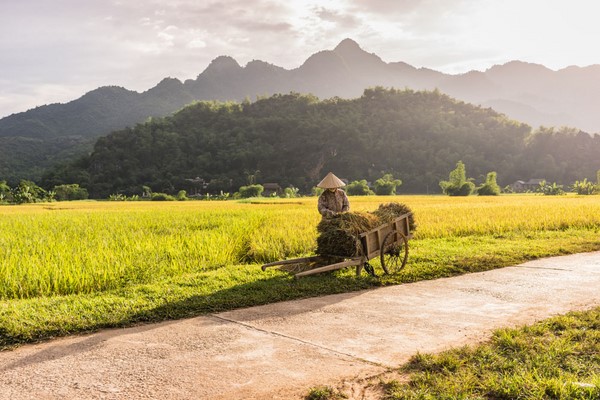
[1,0,598,118]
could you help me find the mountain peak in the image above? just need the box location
[155,77,183,88]
[332,38,384,70]
[334,38,361,53]
[203,56,242,74]
[487,60,551,74]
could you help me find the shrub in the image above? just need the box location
[572,179,598,195]
[151,192,176,201]
[0,180,12,203]
[502,185,514,194]
[109,193,141,201]
[176,190,188,201]
[538,181,565,196]
[440,161,475,196]
[311,186,324,196]
[455,182,475,196]
[373,174,402,195]
[202,191,231,201]
[197,192,230,201]
[477,172,501,196]
[142,185,152,198]
[283,187,300,198]
[239,184,264,198]
[346,180,374,196]
[108,193,127,201]
[54,184,89,201]
[12,180,48,204]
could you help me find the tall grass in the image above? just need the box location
[1,195,600,300]
[0,201,322,299]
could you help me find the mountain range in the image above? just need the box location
[2,38,600,182]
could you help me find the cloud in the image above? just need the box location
[2,0,600,117]
[1,0,330,116]
[313,6,361,29]
[347,0,430,16]
[0,0,485,116]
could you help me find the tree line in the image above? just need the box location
[10,87,598,199]
[2,163,599,204]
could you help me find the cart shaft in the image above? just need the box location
[261,256,323,271]
[294,258,362,277]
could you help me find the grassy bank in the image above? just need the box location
[1,195,600,349]
[382,307,600,399]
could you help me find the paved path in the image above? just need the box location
[1,252,600,400]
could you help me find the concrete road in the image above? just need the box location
[1,251,599,399]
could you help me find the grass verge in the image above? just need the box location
[382,307,600,399]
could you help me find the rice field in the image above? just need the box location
[1,194,600,301]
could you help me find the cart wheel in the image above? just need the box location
[380,230,409,274]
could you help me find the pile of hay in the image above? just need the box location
[372,202,417,231]
[316,212,380,257]
[316,202,416,258]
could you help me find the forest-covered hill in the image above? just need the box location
[3,39,600,182]
[42,88,600,198]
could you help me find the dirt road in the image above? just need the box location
[1,251,599,400]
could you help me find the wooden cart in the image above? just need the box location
[261,213,412,277]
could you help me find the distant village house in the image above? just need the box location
[510,178,545,193]
[262,183,282,196]
[185,177,208,196]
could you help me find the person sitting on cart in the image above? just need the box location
[317,172,350,218]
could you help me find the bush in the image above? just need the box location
[142,185,152,198]
[108,193,127,201]
[440,161,475,196]
[12,180,48,204]
[454,182,476,196]
[502,185,514,194]
[477,172,501,196]
[239,184,264,198]
[441,181,475,196]
[53,184,89,201]
[202,191,231,201]
[538,181,565,196]
[0,180,12,203]
[572,179,598,195]
[311,186,324,196]
[373,174,402,195]
[346,180,374,195]
[282,187,300,198]
[176,190,188,201]
[109,193,141,201]
[151,192,176,201]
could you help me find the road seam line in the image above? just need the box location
[518,266,573,271]
[210,314,392,369]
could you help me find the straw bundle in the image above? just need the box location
[316,212,379,257]
[315,203,416,258]
[372,202,417,231]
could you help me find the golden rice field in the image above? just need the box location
[1,194,600,300]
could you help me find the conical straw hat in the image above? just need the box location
[317,172,345,188]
